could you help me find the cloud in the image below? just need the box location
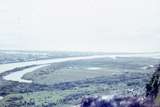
[0,0,160,52]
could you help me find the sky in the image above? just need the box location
[0,0,160,52]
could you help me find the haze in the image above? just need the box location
[0,0,160,52]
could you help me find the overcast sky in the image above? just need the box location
[0,0,160,52]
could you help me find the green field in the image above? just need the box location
[0,57,159,107]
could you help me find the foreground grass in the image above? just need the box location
[0,90,77,107]
[0,82,145,107]
[0,85,101,107]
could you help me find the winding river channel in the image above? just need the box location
[0,53,160,83]
[1,55,117,83]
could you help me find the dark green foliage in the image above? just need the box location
[146,64,160,98]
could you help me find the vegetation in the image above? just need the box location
[0,57,160,107]
[80,64,160,107]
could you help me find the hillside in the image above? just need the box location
[80,64,160,107]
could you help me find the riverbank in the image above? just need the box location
[3,65,48,83]
[1,55,115,83]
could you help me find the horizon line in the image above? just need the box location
[0,49,160,54]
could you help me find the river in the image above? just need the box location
[0,53,160,83]
[1,55,116,83]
